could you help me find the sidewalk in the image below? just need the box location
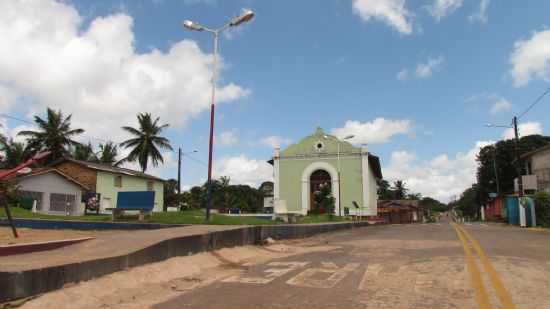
[0,221,370,302]
[0,225,238,272]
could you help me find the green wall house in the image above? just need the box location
[271,128,382,216]
[53,158,165,212]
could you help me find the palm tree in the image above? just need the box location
[0,138,31,168]
[97,142,122,166]
[120,113,173,172]
[18,108,84,162]
[71,142,97,162]
[393,180,408,200]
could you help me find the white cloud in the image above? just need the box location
[490,98,512,114]
[217,130,239,147]
[398,56,445,80]
[0,0,250,142]
[384,141,493,202]
[352,0,413,35]
[502,122,543,140]
[415,56,445,78]
[428,0,464,21]
[0,120,35,144]
[397,69,410,80]
[469,0,491,23]
[214,155,272,187]
[261,136,292,149]
[510,29,550,87]
[331,118,412,144]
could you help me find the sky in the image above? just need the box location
[1,0,550,202]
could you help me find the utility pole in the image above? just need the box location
[177,148,182,195]
[513,116,523,197]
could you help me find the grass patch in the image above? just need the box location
[1,207,350,226]
[296,214,347,224]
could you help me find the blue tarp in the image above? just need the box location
[116,191,155,211]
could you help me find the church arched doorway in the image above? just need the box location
[310,169,332,213]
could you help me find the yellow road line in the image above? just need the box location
[456,224,516,309]
[451,223,492,309]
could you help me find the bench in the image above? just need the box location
[107,191,155,222]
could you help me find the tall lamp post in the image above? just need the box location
[325,134,355,216]
[183,10,255,221]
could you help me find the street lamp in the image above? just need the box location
[183,9,255,221]
[327,135,354,217]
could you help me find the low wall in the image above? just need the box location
[0,221,369,303]
[0,218,186,230]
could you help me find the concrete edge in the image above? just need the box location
[0,237,95,257]
[0,221,369,303]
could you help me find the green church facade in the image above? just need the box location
[272,128,382,216]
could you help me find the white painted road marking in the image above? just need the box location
[286,262,359,289]
[222,262,309,284]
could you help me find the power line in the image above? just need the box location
[518,86,550,120]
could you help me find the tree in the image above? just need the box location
[392,180,408,200]
[312,183,335,215]
[97,142,122,166]
[454,184,481,219]
[120,113,173,172]
[477,135,550,202]
[407,193,422,200]
[0,138,31,168]
[163,179,179,211]
[419,197,447,213]
[534,192,550,227]
[377,179,394,200]
[18,108,84,162]
[71,142,97,162]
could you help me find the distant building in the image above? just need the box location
[377,200,424,224]
[51,158,165,212]
[259,181,274,213]
[521,144,550,193]
[270,127,382,216]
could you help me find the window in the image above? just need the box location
[50,193,76,213]
[114,175,123,188]
[147,181,154,191]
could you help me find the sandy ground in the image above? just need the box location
[0,227,122,245]
[19,240,337,309]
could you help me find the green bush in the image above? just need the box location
[534,192,550,227]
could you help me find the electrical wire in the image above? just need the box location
[517,86,550,120]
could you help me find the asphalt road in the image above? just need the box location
[153,221,550,309]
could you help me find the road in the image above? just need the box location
[22,221,550,309]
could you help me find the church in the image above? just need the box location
[270,128,383,217]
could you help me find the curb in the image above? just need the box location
[0,221,369,303]
[0,218,187,230]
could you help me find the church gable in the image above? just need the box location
[280,127,360,157]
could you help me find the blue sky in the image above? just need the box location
[1,0,550,201]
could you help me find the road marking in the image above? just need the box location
[452,223,492,309]
[358,264,383,290]
[456,224,516,309]
[223,261,308,284]
[287,262,359,289]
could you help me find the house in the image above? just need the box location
[15,168,89,215]
[51,158,165,213]
[269,127,382,216]
[259,181,274,213]
[377,200,424,224]
[521,144,550,193]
